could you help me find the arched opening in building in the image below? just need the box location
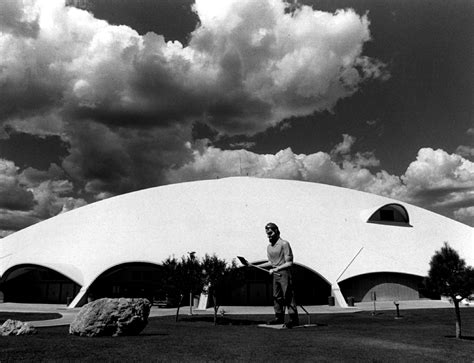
[1,264,81,304]
[339,272,429,303]
[367,204,411,226]
[87,262,166,304]
[225,264,331,306]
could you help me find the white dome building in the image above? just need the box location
[0,177,472,308]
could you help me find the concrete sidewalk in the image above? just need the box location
[0,299,465,328]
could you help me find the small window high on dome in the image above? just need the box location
[367,204,411,226]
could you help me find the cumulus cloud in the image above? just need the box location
[0,0,471,232]
[401,148,474,195]
[455,128,474,160]
[0,210,41,238]
[189,0,387,132]
[229,141,257,149]
[453,206,474,225]
[455,145,474,159]
[61,121,194,196]
[166,135,401,195]
[0,0,388,199]
[0,159,35,211]
[400,148,474,222]
[1,0,384,133]
[166,141,474,226]
[0,0,40,38]
[0,158,87,237]
[331,134,356,155]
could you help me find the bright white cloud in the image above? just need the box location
[166,142,474,226]
[166,135,402,194]
[331,134,355,155]
[402,148,474,192]
[400,148,474,224]
[0,0,385,133]
[0,0,40,38]
[0,1,470,229]
[0,0,388,199]
[190,0,385,131]
[0,159,35,211]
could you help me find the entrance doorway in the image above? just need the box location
[227,264,331,306]
[86,262,165,304]
[1,265,80,304]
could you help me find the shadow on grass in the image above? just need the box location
[180,316,267,325]
[2,309,473,361]
[445,335,474,341]
[0,312,62,323]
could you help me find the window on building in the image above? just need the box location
[367,204,411,226]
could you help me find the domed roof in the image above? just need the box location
[1,177,472,306]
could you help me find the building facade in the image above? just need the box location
[1,177,472,307]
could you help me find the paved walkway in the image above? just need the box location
[0,299,466,328]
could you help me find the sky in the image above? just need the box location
[0,0,473,237]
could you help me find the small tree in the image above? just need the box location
[161,254,202,322]
[201,254,243,325]
[425,242,474,339]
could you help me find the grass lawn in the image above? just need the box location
[0,312,62,322]
[0,308,473,362]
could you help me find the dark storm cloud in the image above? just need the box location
[2,1,385,132]
[0,158,87,236]
[0,0,388,201]
[0,1,65,120]
[62,121,193,196]
[20,164,66,185]
[0,186,35,211]
[0,210,40,232]
[0,159,35,211]
[17,1,468,234]
[0,130,69,171]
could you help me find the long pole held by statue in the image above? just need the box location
[188,251,196,315]
[371,291,377,315]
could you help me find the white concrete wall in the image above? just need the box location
[1,177,472,307]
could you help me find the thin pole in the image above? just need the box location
[336,247,364,282]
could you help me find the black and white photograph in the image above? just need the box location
[0,0,473,360]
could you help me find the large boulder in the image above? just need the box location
[69,297,151,337]
[0,319,36,336]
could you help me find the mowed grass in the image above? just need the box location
[0,312,62,322]
[1,308,473,362]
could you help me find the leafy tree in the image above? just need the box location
[161,253,244,324]
[161,254,202,322]
[201,254,243,325]
[425,242,474,339]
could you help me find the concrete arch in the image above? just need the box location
[292,264,332,305]
[89,262,164,300]
[338,272,426,302]
[367,203,411,226]
[1,264,80,304]
[293,262,331,285]
[71,261,166,307]
[229,263,331,306]
[0,177,471,308]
